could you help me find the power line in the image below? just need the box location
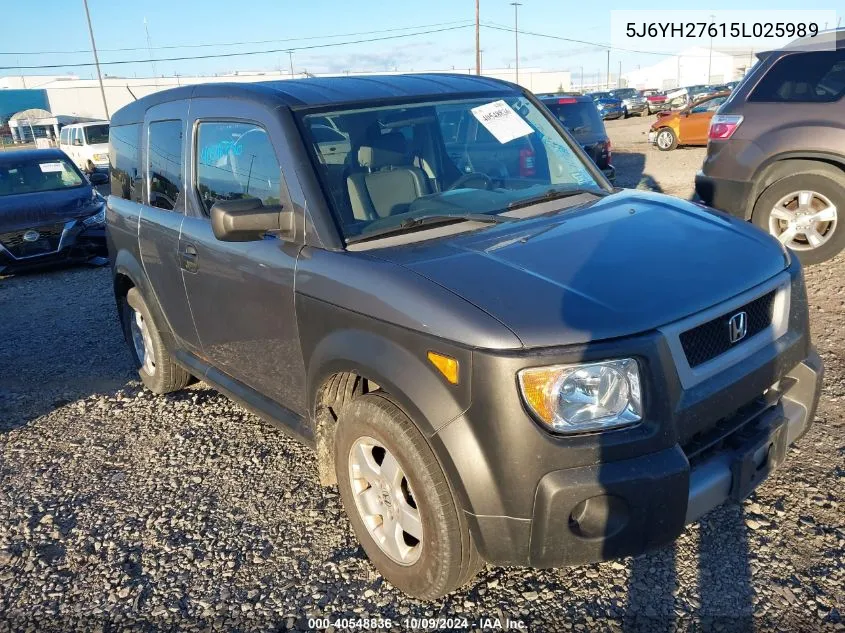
[0,20,473,57]
[0,24,471,71]
[482,23,757,58]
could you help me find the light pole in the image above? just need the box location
[82,0,110,119]
[510,2,522,85]
[288,51,294,77]
[475,0,481,75]
[708,14,715,84]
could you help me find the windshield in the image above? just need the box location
[610,89,638,99]
[300,94,603,243]
[0,157,84,197]
[83,124,110,145]
[542,100,605,139]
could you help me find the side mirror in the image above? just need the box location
[210,198,294,242]
[89,172,109,185]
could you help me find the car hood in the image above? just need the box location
[376,191,788,349]
[0,186,101,232]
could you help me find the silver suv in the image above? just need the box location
[608,88,648,117]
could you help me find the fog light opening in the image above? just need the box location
[568,495,629,540]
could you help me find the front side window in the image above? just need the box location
[300,94,602,243]
[196,121,282,214]
[148,120,183,211]
[0,157,84,197]
[84,124,110,145]
[750,50,845,103]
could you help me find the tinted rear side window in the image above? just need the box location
[110,123,141,202]
[750,50,845,103]
[148,120,183,211]
[543,101,605,139]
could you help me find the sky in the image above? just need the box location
[0,0,839,83]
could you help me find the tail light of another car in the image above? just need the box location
[708,114,743,140]
[519,147,536,177]
[604,139,612,162]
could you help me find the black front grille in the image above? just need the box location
[680,290,777,368]
[0,223,65,259]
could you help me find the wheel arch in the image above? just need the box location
[748,153,845,221]
[305,328,471,488]
[111,249,175,349]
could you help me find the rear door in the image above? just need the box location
[138,101,201,352]
[179,97,307,414]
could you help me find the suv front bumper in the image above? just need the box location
[528,350,821,567]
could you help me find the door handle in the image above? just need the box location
[180,244,199,273]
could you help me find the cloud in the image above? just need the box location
[296,42,471,73]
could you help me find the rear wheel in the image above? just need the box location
[655,127,677,151]
[752,169,845,266]
[122,288,191,394]
[335,393,482,599]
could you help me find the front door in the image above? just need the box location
[679,95,728,145]
[180,98,306,414]
[137,101,201,352]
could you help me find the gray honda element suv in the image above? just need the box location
[107,75,822,599]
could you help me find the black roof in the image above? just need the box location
[0,148,68,165]
[112,73,518,125]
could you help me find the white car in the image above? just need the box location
[58,121,110,174]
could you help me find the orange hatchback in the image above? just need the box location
[648,92,730,151]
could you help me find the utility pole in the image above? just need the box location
[606,49,610,90]
[708,13,715,83]
[475,0,481,75]
[510,2,521,85]
[143,18,158,85]
[580,65,583,93]
[83,0,110,119]
[288,51,294,77]
[618,60,622,88]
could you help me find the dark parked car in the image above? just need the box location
[696,32,845,265]
[588,92,625,119]
[0,148,108,273]
[108,75,822,600]
[540,95,615,182]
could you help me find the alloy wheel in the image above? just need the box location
[348,436,423,565]
[129,308,156,375]
[656,130,674,150]
[769,190,838,251]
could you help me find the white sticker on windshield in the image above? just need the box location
[471,100,533,144]
[38,162,64,173]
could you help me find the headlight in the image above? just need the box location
[83,205,106,226]
[518,359,642,434]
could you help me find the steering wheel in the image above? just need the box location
[447,172,494,191]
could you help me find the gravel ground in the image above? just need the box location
[0,124,843,632]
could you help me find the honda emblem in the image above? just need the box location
[728,311,748,344]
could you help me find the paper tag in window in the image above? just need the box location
[38,162,63,173]
[471,100,533,144]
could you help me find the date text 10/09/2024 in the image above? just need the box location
[625,22,819,39]
[307,617,528,630]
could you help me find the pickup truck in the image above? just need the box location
[107,74,822,600]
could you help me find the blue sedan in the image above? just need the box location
[0,148,108,273]
[587,92,625,120]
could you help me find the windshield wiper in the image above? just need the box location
[507,187,606,210]
[346,213,513,244]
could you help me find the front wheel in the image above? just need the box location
[752,169,845,265]
[655,127,677,151]
[335,393,482,599]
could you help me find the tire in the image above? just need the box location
[655,127,678,151]
[122,288,191,394]
[752,168,845,266]
[85,160,96,175]
[622,106,629,119]
[335,393,482,599]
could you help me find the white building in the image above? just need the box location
[1,68,571,122]
[622,47,759,91]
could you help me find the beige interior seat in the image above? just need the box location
[346,132,431,221]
